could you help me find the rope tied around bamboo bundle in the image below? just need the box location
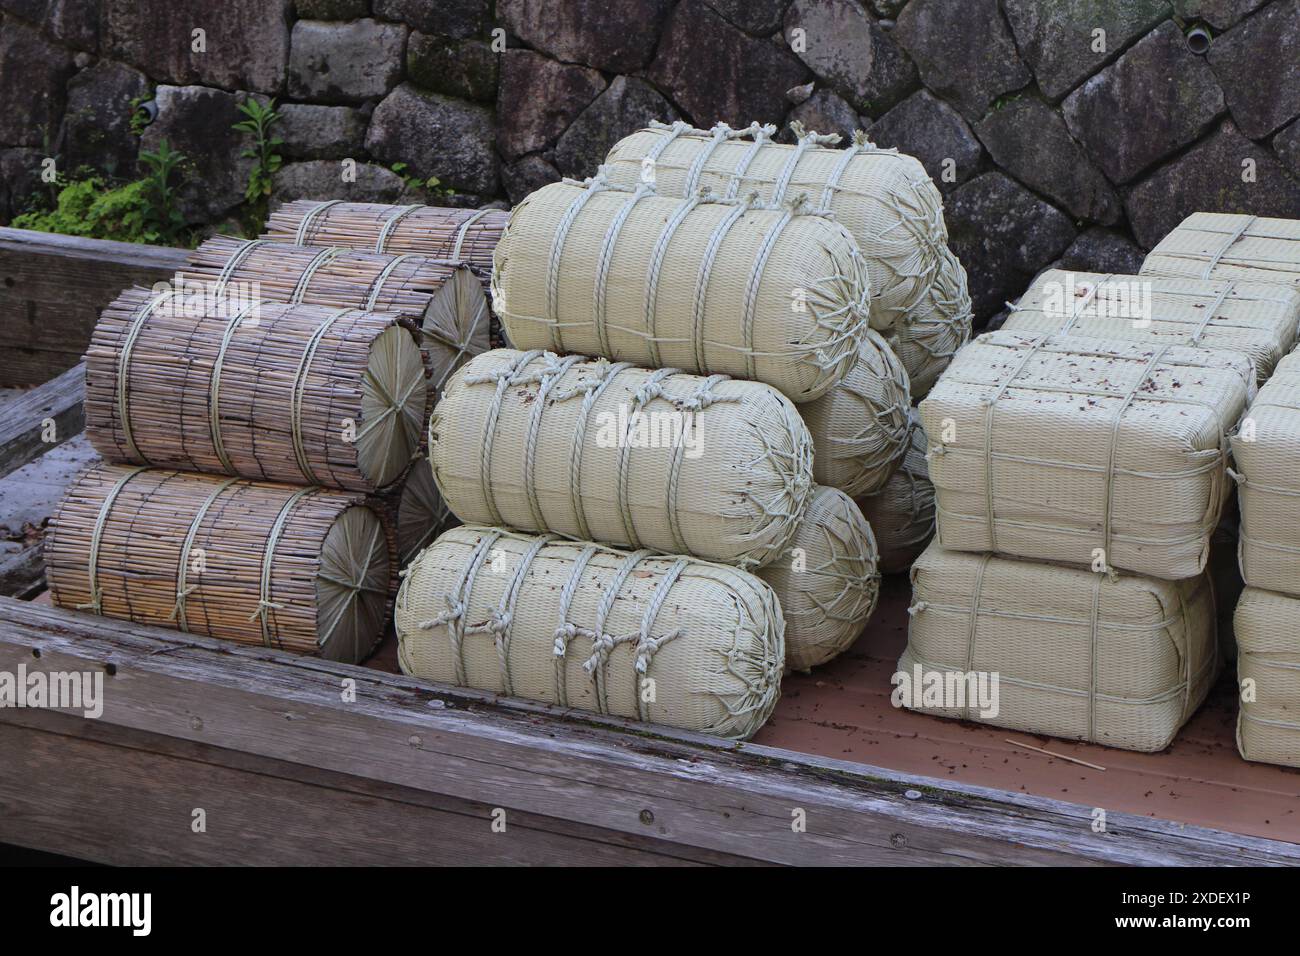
[213,239,268,298]
[294,199,344,246]
[114,290,181,465]
[249,486,318,648]
[288,308,355,485]
[373,204,421,254]
[291,246,344,303]
[451,208,491,262]
[209,300,263,475]
[169,476,240,631]
[363,252,419,311]
[76,465,149,615]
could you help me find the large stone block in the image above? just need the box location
[1062,21,1224,185]
[497,0,672,73]
[1125,121,1300,249]
[647,0,808,126]
[868,89,981,194]
[975,97,1120,224]
[373,0,488,39]
[271,159,405,204]
[62,60,149,179]
[365,83,498,195]
[1002,0,1168,101]
[1172,0,1269,30]
[105,0,291,94]
[139,85,252,223]
[944,171,1076,322]
[501,153,560,205]
[0,147,46,220]
[288,18,407,104]
[295,0,369,19]
[0,19,76,147]
[701,0,789,35]
[277,103,367,160]
[1207,0,1300,140]
[781,88,863,143]
[496,49,605,161]
[1051,227,1145,276]
[1277,118,1300,178]
[892,0,1030,121]
[781,0,916,115]
[407,32,497,103]
[553,75,679,181]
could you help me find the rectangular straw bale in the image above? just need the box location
[901,542,1218,752]
[1230,351,1300,596]
[1234,587,1300,768]
[1140,212,1300,291]
[1003,269,1300,383]
[921,331,1254,579]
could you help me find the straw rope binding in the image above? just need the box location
[395,525,785,739]
[1141,212,1300,292]
[46,464,397,662]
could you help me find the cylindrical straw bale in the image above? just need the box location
[757,486,879,671]
[855,409,935,574]
[491,179,871,402]
[602,122,973,396]
[431,349,813,569]
[47,464,396,662]
[85,287,428,493]
[395,525,785,739]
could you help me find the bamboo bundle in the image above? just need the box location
[856,409,935,573]
[430,349,813,569]
[395,525,784,739]
[902,542,1218,752]
[1003,269,1300,383]
[921,331,1254,579]
[1230,351,1300,597]
[602,121,973,396]
[1234,587,1300,768]
[395,460,457,566]
[1141,212,1300,291]
[264,200,508,283]
[491,178,871,402]
[757,486,879,671]
[47,464,396,662]
[796,327,911,496]
[186,236,490,390]
[85,287,429,493]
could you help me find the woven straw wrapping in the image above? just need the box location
[921,331,1254,580]
[796,327,911,496]
[263,200,509,286]
[901,542,1218,752]
[857,409,935,573]
[1234,587,1300,768]
[1003,269,1300,383]
[757,486,879,671]
[186,236,490,391]
[1229,351,1300,597]
[1141,212,1300,292]
[430,349,812,569]
[395,525,784,739]
[491,178,871,402]
[602,122,972,396]
[47,464,396,663]
[85,287,429,493]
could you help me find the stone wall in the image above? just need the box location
[3,0,1300,325]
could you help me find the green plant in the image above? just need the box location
[128,94,152,137]
[233,97,283,236]
[391,162,456,198]
[12,139,190,246]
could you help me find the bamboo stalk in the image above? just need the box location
[46,464,397,662]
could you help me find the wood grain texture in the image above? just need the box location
[1,595,1295,866]
[0,362,84,479]
[0,228,188,386]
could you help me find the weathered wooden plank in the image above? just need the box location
[2,597,1294,866]
[0,542,43,599]
[0,362,84,478]
[0,228,187,386]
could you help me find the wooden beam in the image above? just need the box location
[0,543,43,599]
[0,362,84,479]
[1,597,1294,866]
[0,228,188,386]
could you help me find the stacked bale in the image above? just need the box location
[899,328,1252,750]
[856,410,935,573]
[602,121,972,397]
[1229,349,1300,767]
[1140,213,1300,292]
[47,465,395,662]
[186,236,490,390]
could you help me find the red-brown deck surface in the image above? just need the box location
[751,575,1300,846]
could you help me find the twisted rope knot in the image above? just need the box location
[553,622,583,655]
[166,584,199,622]
[76,590,104,615]
[634,630,680,674]
[247,598,285,623]
[907,601,929,616]
[582,633,619,676]
[632,381,667,407]
[418,595,464,630]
